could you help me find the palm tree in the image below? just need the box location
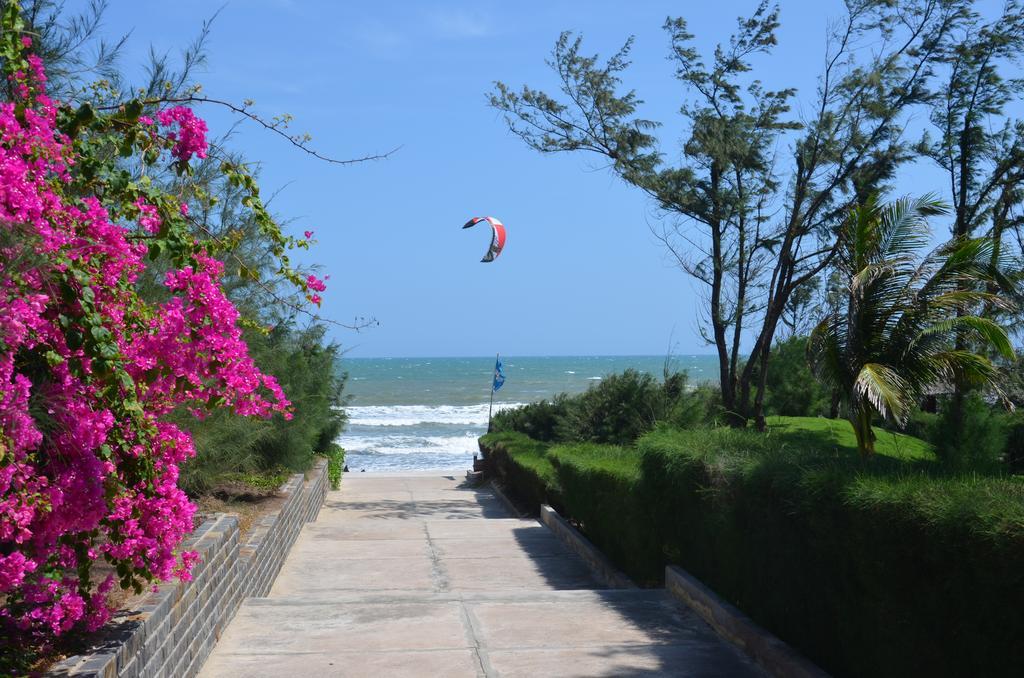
[808,196,1016,457]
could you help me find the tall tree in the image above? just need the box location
[920,1,1024,242]
[917,0,1024,443]
[490,0,964,427]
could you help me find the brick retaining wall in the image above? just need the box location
[49,459,329,678]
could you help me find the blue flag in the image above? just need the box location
[492,357,506,392]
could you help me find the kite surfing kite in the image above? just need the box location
[462,216,506,262]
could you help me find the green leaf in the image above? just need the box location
[854,363,911,423]
[64,102,95,138]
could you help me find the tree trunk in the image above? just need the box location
[851,400,876,458]
[744,282,789,430]
[947,122,973,451]
[752,342,771,432]
[707,163,745,427]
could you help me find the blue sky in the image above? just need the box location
[85,0,1014,357]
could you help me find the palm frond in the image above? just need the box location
[916,316,1016,360]
[937,237,996,279]
[850,263,898,299]
[848,198,880,272]
[927,350,1000,387]
[876,195,945,259]
[808,316,849,393]
[854,363,912,424]
[925,290,1011,313]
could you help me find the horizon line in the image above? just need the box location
[341,353,723,360]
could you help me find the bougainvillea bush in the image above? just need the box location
[0,2,324,644]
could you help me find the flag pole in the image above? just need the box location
[488,353,498,432]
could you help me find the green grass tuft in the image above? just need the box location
[324,443,345,490]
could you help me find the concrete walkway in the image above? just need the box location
[199,474,764,677]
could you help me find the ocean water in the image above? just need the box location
[338,355,718,472]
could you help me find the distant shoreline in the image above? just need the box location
[343,353,723,360]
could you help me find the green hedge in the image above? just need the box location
[480,421,1024,678]
[547,443,663,584]
[480,432,562,512]
[639,427,1024,677]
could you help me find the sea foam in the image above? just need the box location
[341,433,480,456]
[347,403,526,427]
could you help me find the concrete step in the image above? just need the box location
[244,588,670,605]
[202,588,764,677]
[269,517,606,597]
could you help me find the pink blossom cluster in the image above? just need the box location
[306,274,327,292]
[306,273,327,305]
[0,44,289,640]
[156,106,209,163]
[134,198,162,234]
[128,254,290,419]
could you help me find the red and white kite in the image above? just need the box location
[462,216,506,262]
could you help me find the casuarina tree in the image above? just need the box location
[490,0,970,427]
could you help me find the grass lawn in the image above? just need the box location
[764,415,935,462]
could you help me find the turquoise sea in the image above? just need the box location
[339,355,718,472]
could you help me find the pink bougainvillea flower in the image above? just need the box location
[306,274,327,293]
[0,39,292,643]
[156,106,208,163]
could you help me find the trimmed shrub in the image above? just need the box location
[636,426,1024,678]
[548,444,662,583]
[482,419,1024,677]
[479,432,561,513]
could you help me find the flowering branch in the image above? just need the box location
[97,95,401,166]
